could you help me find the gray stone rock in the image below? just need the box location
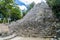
[9,2,56,37]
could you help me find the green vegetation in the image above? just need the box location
[28,2,35,12]
[47,0,60,19]
[23,2,35,16]
[0,0,22,23]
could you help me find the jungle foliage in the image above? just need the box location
[47,0,60,19]
[0,0,22,23]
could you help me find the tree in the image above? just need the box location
[0,0,22,23]
[22,2,35,16]
[27,2,35,12]
[10,6,22,21]
[47,0,60,19]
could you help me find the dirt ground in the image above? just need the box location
[10,37,53,40]
[0,24,9,33]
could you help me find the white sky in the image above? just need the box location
[19,0,46,4]
[18,0,46,10]
[18,5,27,10]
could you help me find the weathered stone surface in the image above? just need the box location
[9,2,56,37]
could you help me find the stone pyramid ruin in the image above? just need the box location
[9,2,57,37]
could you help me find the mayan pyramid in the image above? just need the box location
[9,2,57,37]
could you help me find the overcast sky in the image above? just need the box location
[15,0,46,10]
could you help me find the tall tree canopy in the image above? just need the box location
[0,0,22,23]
